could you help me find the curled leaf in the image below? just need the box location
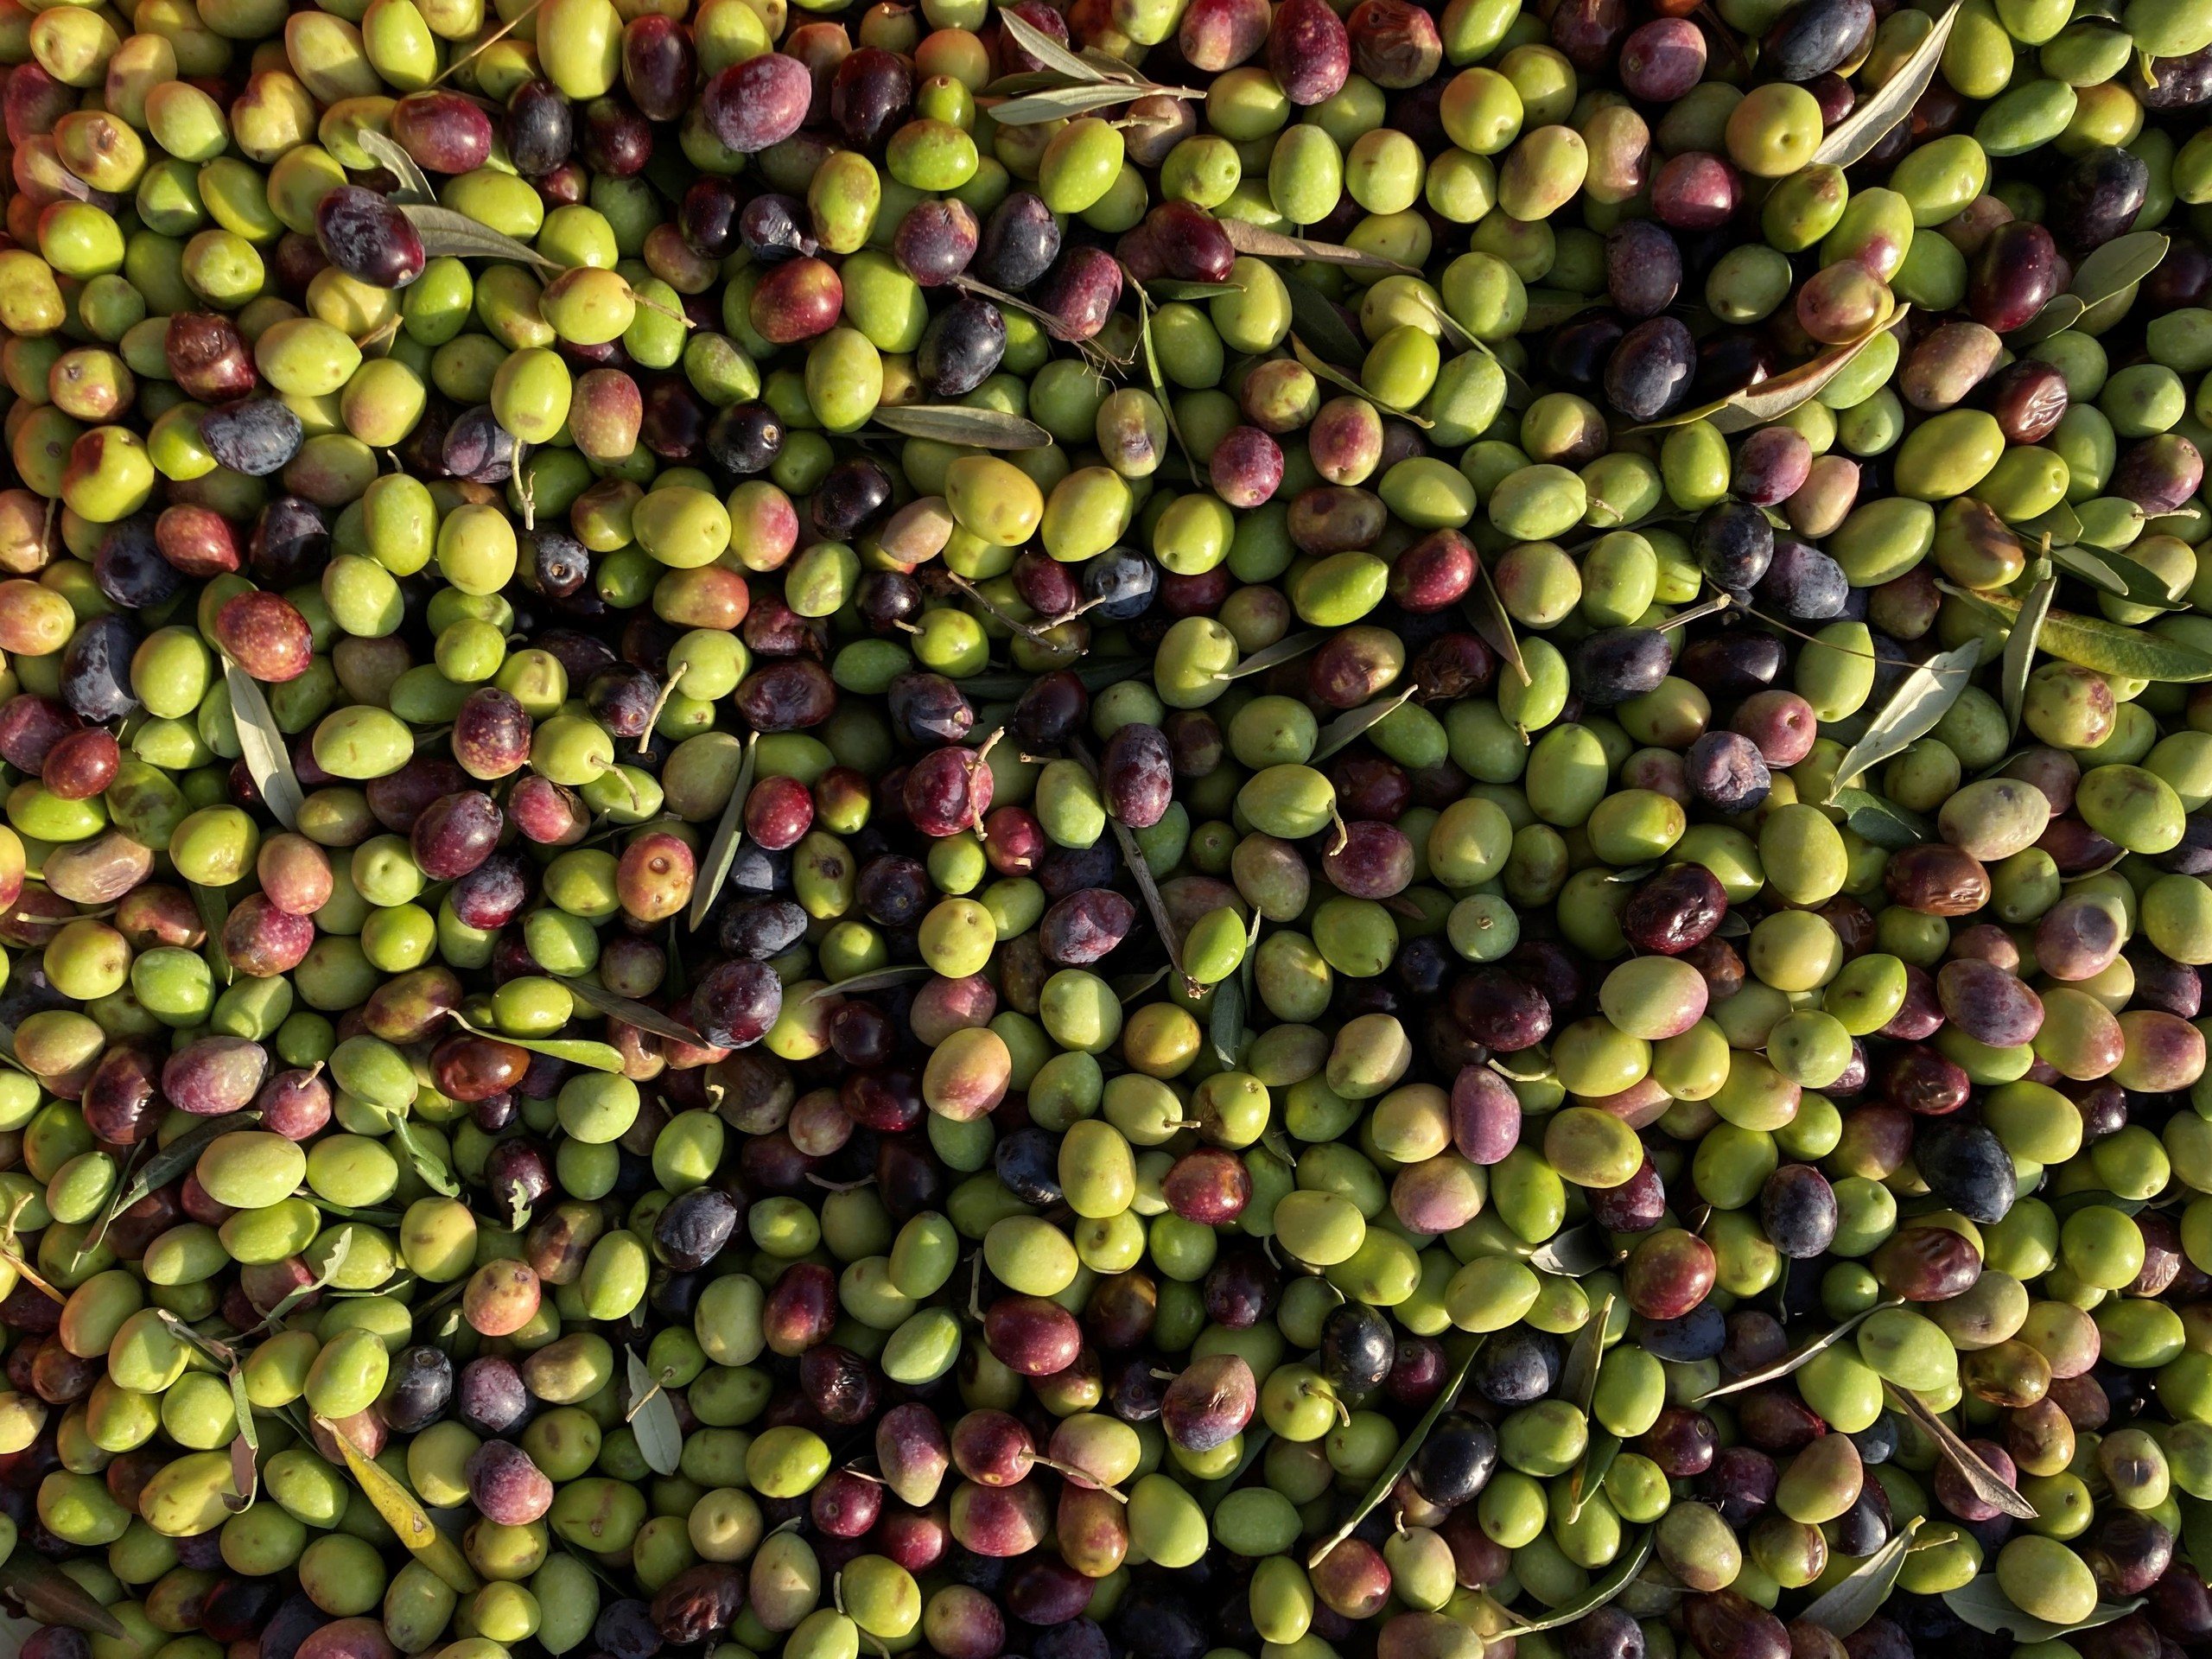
[1885,1385,2039,1520]
[354,129,434,202]
[870,404,1051,448]
[0,1558,129,1637]
[1827,639,1983,798]
[390,1116,460,1198]
[1814,3,1961,167]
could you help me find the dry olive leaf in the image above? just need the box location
[1799,1517,1924,1637]
[870,404,1051,448]
[224,663,306,831]
[354,129,434,202]
[688,730,758,934]
[1813,2,1961,168]
[1219,219,1420,274]
[317,1412,482,1593]
[1941,1576,2141,1642]
[1952,588,2212,682]
[561,975,709,1048]
[1308,1336,1486,1569]
[1695,1302,1895,1402]
[1827,639,1983,798]
[626,1348,683,1477]
[2002,563,2057,740]
[1505,1529,1657,1633]
[1640,306,1910,435]
[0,1558,129,1637]
[400,205,563,271]
[1885,1385,2039,1520]
[1310,686,1419,764]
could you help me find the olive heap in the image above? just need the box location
[9,3,2212,1659]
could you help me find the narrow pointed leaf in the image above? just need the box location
[1463,572,1529,687]
[1813,3,1961,166]
[1506,1529,1657,1633]
[689,732,756,933]
[1310,687,1418,764]
[1218,631,1324,680]
[1831,788,1932,849]
[1560,1294,1615,1421]
[1292,336,1433,424]
[2003,563,2058,739]
[1635,308,1910,435]
[1800,1517,1923,1637]
[400,205,563,271]
[1948,588,2212,681]
[1146,280,1242,302]
[1885,1386,2039,1520]
[390,1116,460,1198]
[561,976,707,1047]
[191,882,233,984]
[802,964,938,1001]
[1209,972,1243,1069]
[870,404,1050,448]
[2069,231,2170,304]
[2049,541,2184,608]
[959,657,1146,700]
[626,1348,683,1476]
[354,130,435,202]
[1530,1223,1612,1275]
[224,662,305,830]
[0,1558,129,1637]
[1696,1304,1891,1402]
[1073,739,1189,988]
[2015,292,2087,345]
[1308,1337,1485,1569]
[1282,274,1369,367]
[85,1111,259,1255]
[990,81,1177,123]
[449,1012,624,1072]
[1827,639,1983,798]
[317,1412,482,1592]
[1941,1577,2140,1642]
[1220,219,1419,274]
[1564,1431,1620,1525]
[996,8,1113,82]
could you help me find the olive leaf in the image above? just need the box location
[625,1347,683,1476]
[1292,336,1434,425]
[990,81,1192,123]
[399,205,563,272]
[1827,638,1983,798]
[1072,738,1192,993]
[1800,1516,1923,1637]
[1463,569,1530,687]
[1282,273,1369,368]
[448,1010,624,1073]
[1885,1385,2040,1520]
[1505,1528,1657,1633]
[2069,231,2170,305]
[1560,1294,1615,1421]
[1309,686,1418,765]
[1208,971,1243,1070]
[1562,1430,1620,1526]
[1694,1302,1894,1402]
[316,1411,483,1593]
[2002,561,2059,739]
[870,404,1051,448]
[354,129,434,203]
[1946,588,2212,682]
[1219,219,1420,274]
[1307,1335,1487,1570]
[190,882,233,985]
[1529,1222,1613,1276]
[995,7,1116,83]
[2180,1496,2212,1581]
[390,1116,461,1198]
[1135,293,1198,480]
[1216,630,1324,680]
[1638,306,1910,435]
[0,1557,128,1637]
[960,657,1148,698]
[2022,501,2083,547]
[1831,787,1933,850]
[801,964,938,1001]
[1146,279,1242,302]
[688,730,757,933]
[2047,1188,2148,1218]
[1110,963,1173,1002]
[2048,542,2186,609]
[1941,1577,2141,1642]
[82,1110,260,1256]
[560,975,708,1048]
[224,661,305,831]
[2014,292,2088,346]
[1522,289,1605,330]
[225,1364,260,1510]
[1812,1,1962,168]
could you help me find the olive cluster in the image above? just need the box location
[3,7,2212,1659]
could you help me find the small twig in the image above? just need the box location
[637,664,687,753]
[945,571,1057,643]
[433,0,544,86]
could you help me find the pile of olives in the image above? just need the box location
[7,3,2212,1659]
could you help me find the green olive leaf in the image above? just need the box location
[1504,1527,1657,1633]
[1947,588,2212,682]
[1563,1430,1620,1526]
[2179,1495,2212,1579]
[625,1347,683,1476]
[988,80,1193,123]
[2021,501,2083,547]
[399,205,563,272]
[1462,569,1530,688]
[190,881,234,985]
[0,1557,129,1637]
[1560,1294,1615,1422]
[1145,279,1243,302]
[995,7,1115,82]
[1941,1576,2141,1642]
[801,964,937,1002]
[2069,231,2170,305]
[1639,305,1910,435]
[1308,1334,1489,1570]
[2014,293,2088,346]
[448,1010,625,1072]
[1110,964,1173,1002]
[1291,335,1434,425]
[1310,686,1419,765]
[1522,289,1605,330]
[870,404,1051,448]
[316,1411,483,1593]
[688,730,757,934]
[1830,788,1933,849]
[1885,1386,2040,1520]
[82,1110,261,1258]
[222,661,306,830]
[1529,1222,1613,1275]
[1208,971,1244,1070]
[389,1116,461,1198]
[2002,562,2059,739]
[1695,1301,1896,1402]
[1827,638,1983,799]
[1282,273,1368,367]
[2048,542,2187,609]
[1217,630,1325,680]
[1800,1517,1923,1637]
[353,129,434,203]
[1812,2,1961,167]
[1219,219,1420,275]
[560,975,708,1049]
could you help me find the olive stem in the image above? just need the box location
[432,0,544,86]
[637,664,689,754]
[945,571,1057,644]
[1735,601,1948,669]
[515,442,536,530]
[1030,1455,1128,1502]
[1326,802,1350,857]
[1661,594,1733,631]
